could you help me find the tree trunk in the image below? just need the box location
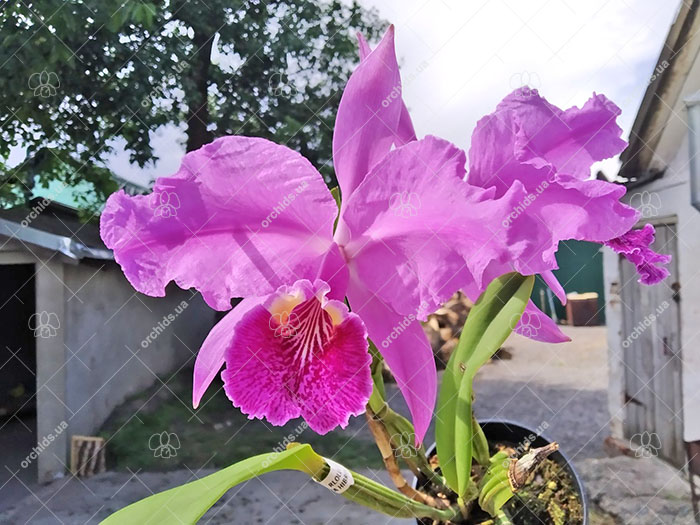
[185,31,214,152]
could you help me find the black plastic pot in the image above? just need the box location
[413,419,588,525]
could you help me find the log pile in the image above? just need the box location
[421,292,473,369]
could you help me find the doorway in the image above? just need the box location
[620,223,684,466]
[0,263,37,507]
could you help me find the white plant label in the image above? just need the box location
[317,458,354,494]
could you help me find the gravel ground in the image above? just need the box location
[1,325,694,524]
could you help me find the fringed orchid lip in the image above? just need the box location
[221,279,372,435]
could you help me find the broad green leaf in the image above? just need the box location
[101,444,325,525]
[435,273,533,498]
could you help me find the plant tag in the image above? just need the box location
[316,458,354,494]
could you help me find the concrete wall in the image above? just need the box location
[61,261,214,441]
[604,106,700,442]
[0,237,216,481]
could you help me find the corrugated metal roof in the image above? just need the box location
[0,199,113,261]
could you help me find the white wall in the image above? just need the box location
[604,127,700,442]
[61,262,214,439]
[0,237,216,481]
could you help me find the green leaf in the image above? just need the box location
[101,444,326,524]
[435,272,533,498]
[478,451,514,516]
[330,186,341,233]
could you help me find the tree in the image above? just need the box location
[0,0,385,213]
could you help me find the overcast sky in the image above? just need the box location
[110,0,682,186]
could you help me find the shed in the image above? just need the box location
[603,1,700,467]
[0,199,215,483]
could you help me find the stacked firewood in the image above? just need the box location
[421,292,473,369]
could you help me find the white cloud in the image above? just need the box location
[363,0,680,177]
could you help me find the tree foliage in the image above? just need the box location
[0,0,385,213]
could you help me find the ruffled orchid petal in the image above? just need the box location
[334,26,411,200]
[338,135,530,319]
[100,136,337,310]
[467,90,639,279]
[605,224,671,284]
[221,279,372,434]
[192,297,259,408]
[516,301,571,343]
[346,279,435,445]
[469,90,626,186]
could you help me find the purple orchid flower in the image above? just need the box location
[100,27,532,443]
[464,89,671,342]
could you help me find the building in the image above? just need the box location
[0,199,215,484]
[603,1,700,468]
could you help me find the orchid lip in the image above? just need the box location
[221,278,372,434]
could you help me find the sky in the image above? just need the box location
[107,0,682,186]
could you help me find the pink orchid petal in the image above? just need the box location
[100,136,337,310]
[356,31,417,148]
[221,280,371,434]
[334,26,408,199]
[346,279,436,445]
[316,243,350,301]
[605,224,671,284]
[510,175,638,275]
[516,301,571,343]
[467,90,639,279]
[193,297,259,408]
[469,90,627,185]
[541,270,567,304]
[356,32,372,60]
[338,135,530,319]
